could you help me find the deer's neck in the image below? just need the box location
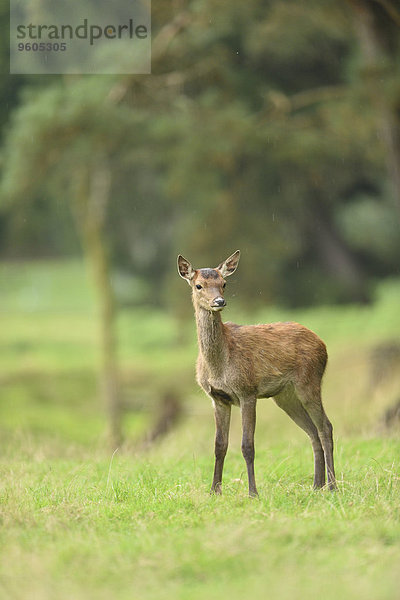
[195,307,228,371]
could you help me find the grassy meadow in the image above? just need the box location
[1,261,400,599]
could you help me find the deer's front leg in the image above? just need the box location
[210,399,231,494]
[241,399,258,497]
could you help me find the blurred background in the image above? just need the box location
[1,0,400,455]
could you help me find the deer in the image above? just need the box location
[177,250,336,497]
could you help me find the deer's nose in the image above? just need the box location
[212,297,226,307]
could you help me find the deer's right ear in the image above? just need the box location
[177,255,195,284]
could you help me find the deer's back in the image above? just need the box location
[229,319,326,365]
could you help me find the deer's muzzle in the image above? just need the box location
[211,297,226,310]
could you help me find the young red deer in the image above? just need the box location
[177,250,336,496]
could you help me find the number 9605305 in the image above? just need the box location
[18,42,67,51]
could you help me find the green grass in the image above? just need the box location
[1,437,400,600]
[1,260,400,599]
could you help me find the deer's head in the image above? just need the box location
[177,251,240,312]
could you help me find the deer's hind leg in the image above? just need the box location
[295,382,336,490]
[274,385,326,488]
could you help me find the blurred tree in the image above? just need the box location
[150,0,379,304]
[0,78,148,447]
[0,8,191,445]
[1,0,400,311]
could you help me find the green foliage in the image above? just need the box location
[338,194,400,266]
[1,0,399,306]
[0,78,145,204]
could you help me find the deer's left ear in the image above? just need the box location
[217,250,240,278]
[177,255,195,284]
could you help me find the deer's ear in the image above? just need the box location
[217,250,240,278]
[177,255,195,283]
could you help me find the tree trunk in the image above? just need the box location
[73,159,122,449]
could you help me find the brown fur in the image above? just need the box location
[177,251,336,495]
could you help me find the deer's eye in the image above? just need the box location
[196,284,202,290]
[223,282,226,289]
